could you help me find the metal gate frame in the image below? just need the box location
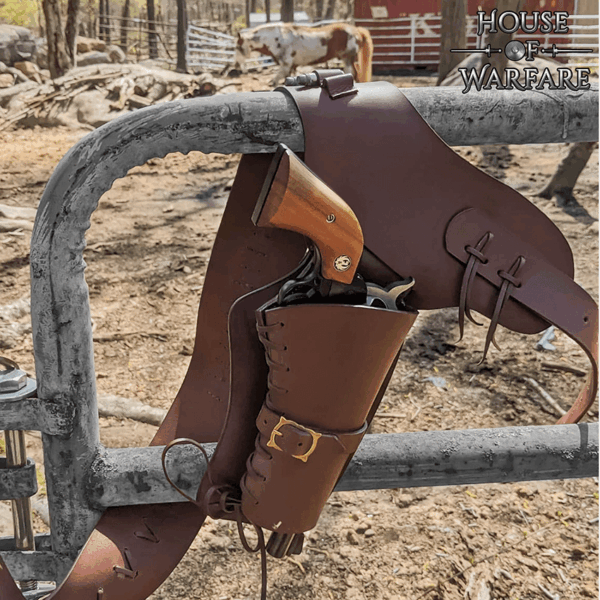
[0,84,598,595]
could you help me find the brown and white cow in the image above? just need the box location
[235,23,373,85]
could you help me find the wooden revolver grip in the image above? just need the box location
[252,145,364,285]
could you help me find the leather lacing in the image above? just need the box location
[240,320,288,504]
[479,255,525,364]
[256,322,290,394]
[162,438,268,600]
[457,232,493,342]
[457,232,526,363]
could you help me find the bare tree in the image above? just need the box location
[120,0,130,52]
[436,0,467,85]
[177,0,188,72]
[537,142,597,206]
[315,0,324,20]
[281,0,294,22]
[324,0,336,20]
[147,0,158,59]
[98,0,112,43]
[42,0,80,78]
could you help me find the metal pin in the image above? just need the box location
[1,358,37,592]
[326,214,336,223]
[5,430,37,592]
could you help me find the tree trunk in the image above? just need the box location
[436,0,466,85]
[315,0,324,20]
[281,0,294,22]
[98,0,105,41]
[245,0,250,27]
[537,142,597,205]
[120,0,130,52]
[483,0,522,81]
[324,0,336,20]
[265,0,270,22]
[147,0,158,59]
[176,0,188,73]
[65,0,80,66]
[42,0,73,79]
[99,0,112,43]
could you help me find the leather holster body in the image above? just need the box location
[241,300,417,534]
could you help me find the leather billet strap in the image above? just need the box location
[446,208,598,424]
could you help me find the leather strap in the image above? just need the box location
[256,403,368,458]
[446,208,598,424]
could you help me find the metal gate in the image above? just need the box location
[0,84,598,596]
[186,23,275,71]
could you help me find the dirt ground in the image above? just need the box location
[0,70,598,600]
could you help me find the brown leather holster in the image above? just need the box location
[1,75,596,599]
[240,299,417,535]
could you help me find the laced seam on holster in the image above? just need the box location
[161,438,269,600]
[457,232,493,342]
[257,322,289,394]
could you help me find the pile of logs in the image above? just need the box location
[0,63,222,130]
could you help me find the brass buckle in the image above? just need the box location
[267,416,322,463]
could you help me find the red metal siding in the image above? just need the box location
[355,0,576,20]
[355,0,580,71]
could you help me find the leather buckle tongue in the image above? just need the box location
[266,415,322,462]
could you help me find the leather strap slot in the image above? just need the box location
[446,208,598,423]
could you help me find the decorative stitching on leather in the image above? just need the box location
[134,518,160,543]
[458,232,493,342]
[480,255,526,363]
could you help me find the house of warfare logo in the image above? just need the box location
[452,10,594,93]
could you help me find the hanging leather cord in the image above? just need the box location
[162,438,268,600]
[457,232,493,342]
[479,255,526,364]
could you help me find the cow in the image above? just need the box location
[235,22,374,85]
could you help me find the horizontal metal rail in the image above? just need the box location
[87,423,598,508]
[3,85,595,582]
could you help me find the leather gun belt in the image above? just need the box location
[1,78,596,599]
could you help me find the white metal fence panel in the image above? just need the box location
[187,23,275,72]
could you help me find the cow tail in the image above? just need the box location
[355,27,373,82]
